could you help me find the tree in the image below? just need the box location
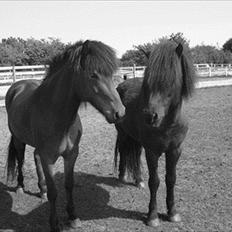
[190,45,225,64]
[170,32,190,47]
[222,50,232,63]
[223,38,232,53]
[0,37,28,66]
[134,42,154,62]
[42,37,66,63]
[120,49,145,66]
[0,37,67,66]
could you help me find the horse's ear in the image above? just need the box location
[176,43,183,57]
[80,40,90,70]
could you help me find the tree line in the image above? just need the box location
[120,33,232,66]
[0,37,67,66]
[0,34,232,67]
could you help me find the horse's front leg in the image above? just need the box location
[145,149,160,227]
[34,150,47,199]
[63,148,80,228]
[165,146,182,222]
[40,155,59,232]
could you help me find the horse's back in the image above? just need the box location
[5,79,41,111]
[116,78,143,140]
[117,78,143,107]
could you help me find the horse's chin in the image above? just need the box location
[105,117,115,124]
[104,112,116,124]
[145,119,162,128]
[152,121,162,128]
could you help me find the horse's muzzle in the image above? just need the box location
[143,109,160,126]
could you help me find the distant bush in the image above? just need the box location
[0,37,66,66]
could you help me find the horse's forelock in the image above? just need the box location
[144,40,195,99]
[85,41,118,76]
[45,40,117,80]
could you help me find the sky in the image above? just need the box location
[0,1,232,57]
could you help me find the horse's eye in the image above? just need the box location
[90,73,99,79]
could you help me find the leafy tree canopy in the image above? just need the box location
[223,38,232,53]
[0,37,66,66]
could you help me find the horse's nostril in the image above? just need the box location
[144,113,158,125]
[153,113,158,121]
[143,108,149,114]
[115,112,120,120]
[150,113,158,124]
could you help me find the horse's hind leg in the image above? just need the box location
[63,148,80,229]
[118,140,127,184]
[117,131,144,188]
[165,146,182,223]
[12,136,26,193]
[34,149,47,199]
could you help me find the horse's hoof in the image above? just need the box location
[118,176,127,186]
[16,187,24,195]
[118,176,127,184]
[136,181,145,189]
[146,218,160,227]
[40,192,47,200]
[168,213,181,222]
[69,218,82,229]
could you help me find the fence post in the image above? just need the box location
[225,66,228,77]
[12,65,16,83]
[133,64,136,78]
[209,67,212,77]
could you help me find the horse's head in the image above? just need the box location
[76,40,125,123]
[142,41,195,127]
[142,92,173,127]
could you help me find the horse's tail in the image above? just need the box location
[6,136,19,182]
[114,131,142,181]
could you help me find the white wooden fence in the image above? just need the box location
[0,64,232,85]
[0,65,47,84]
[194,63,232,77]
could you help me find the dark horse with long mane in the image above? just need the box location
[114,40,195,227]
[5,40,125,232]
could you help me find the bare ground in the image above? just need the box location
[0,86,232,232]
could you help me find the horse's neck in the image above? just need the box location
[36,68,80,124]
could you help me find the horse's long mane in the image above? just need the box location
[45,40,118,80]
[143,40,196,99]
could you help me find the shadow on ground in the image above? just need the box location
[0,172,145,232]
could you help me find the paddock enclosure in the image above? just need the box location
[0,86,232,232]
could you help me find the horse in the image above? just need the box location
[5,39,125,232]
[114,39,196,227]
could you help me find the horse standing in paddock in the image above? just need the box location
[5,40,125,232]
[114,40,196,227]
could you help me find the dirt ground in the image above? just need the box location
[0,86,232,232]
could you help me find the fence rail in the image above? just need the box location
[0,64,232,84]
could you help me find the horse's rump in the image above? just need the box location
[5,79,42,146]
[5,79,41,111]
